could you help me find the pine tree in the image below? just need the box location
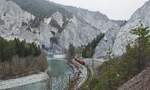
[131,23,150,70]
[0,37,41,61]
[82,33,104,58]
[67,44,75,59]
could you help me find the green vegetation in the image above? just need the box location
[66,33,104,59]
[82,33,104,58]
[82,24,150,90]
[67,44,76,60]
[0,37,48,80]
[131,23,150,70]
[0,37,41,62]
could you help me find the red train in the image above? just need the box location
[74,58,85,65]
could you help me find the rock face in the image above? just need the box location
[0,0,122,54]
[118,67,150,90]
[0,0,34,40]
[59,7,124,49]
[112,0,150,56]
[1,0,150,56]
[94,0,150,58]
[0,0,53,47]
[94,26,121,58]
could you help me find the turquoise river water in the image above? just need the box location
[6,57,73,90]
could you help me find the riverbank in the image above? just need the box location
[68,59,88,90]
[0,72,49,90]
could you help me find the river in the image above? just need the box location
[5,56,73,90]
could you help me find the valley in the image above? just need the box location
[0,0,150,90]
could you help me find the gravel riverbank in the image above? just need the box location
[69,59,88,89]
[0,72,49,90]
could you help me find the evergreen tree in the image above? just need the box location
[82,33,104,58]
[131,23,150,70]
[67,44,75,59]
[0,37,41,62]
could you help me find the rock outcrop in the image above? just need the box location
[94,0,150,58]
[0,0,122,55]
[118,67,150,90]
[112,0,150,56]
[1,0,150,57]
[0,0,54,47]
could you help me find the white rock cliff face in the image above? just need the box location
[0,0,122,54]
[1,0,150,57]
[94,25,121,58]
[59,7,123,49]
[112,0,150,56]
[0,0,34,40]
[0,0,53,46]
[59,16,101,49]
[94,0,150,58]
[0,0,59,48]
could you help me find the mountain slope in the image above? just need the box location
[0,0,122,55]
[1,0,149,57]
[94,0,150,58]
[0,0,55,47]
[12,0,72,18]
[112,0,150,56]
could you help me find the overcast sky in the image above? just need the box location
[49,0,148,20]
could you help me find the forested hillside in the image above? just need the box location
[0,37,48,80]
